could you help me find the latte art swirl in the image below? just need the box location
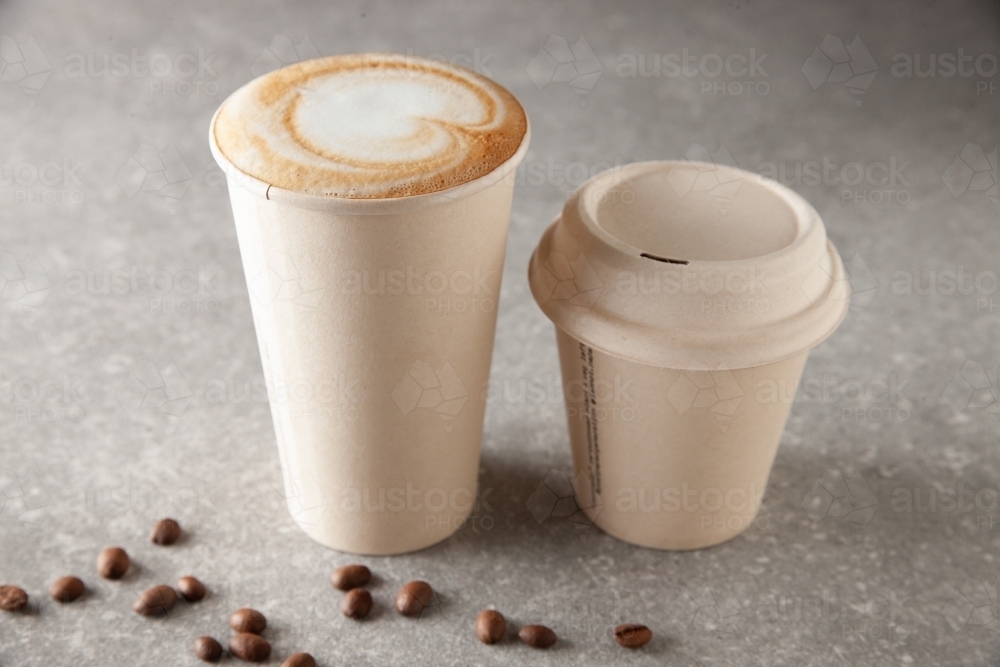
[213,53,528,198]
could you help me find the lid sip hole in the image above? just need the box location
[640,252,689,265]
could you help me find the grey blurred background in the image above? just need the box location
[0,1,998,665]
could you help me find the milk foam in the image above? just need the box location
[213,53,528,198]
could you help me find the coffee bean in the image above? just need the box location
[177,576,206,602]
[281,652,316,667]
[49,576,85,603]
[475,609,506,644]
[132,585,178,616]
[96,546,130,579]
[229,632,271,663]
[229,607,267,634]
[395,580,433,617]
[0,585,28,612]
[614,623,652,648]
[519,624,557,649]
[194,636,223,662]
[341,588,372,619]
[330,564,371,591]
[150,518,182,545]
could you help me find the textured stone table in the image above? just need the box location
[1,1,997,665]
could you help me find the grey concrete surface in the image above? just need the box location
[0,1,998,665]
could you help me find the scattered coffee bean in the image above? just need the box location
[519,624,557,649]
[229,632,271,663]
[49,576,85,603]
[341,588,372,619]
[132,584,178,616]
[176,576,206,602]
[330,564,371,591]
[395,580,433,617]
[614,623,652,648]
[194,636,224,662]
[0,585,28,612]
[150,518,182,545]
[229,607,267,634]
[281,652,316,667]
[475,609,506,644]
[96,546,130,579]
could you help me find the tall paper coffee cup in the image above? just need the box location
[210,55,529,555]
[529,161,849,550]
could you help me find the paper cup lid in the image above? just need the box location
[528,161,850,370]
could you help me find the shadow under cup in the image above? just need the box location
[529,161,851,550]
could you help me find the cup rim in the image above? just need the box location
[209,100,530,215]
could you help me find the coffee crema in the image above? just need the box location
[213,53,528,198]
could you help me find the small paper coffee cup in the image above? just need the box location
[529,160,849,549]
